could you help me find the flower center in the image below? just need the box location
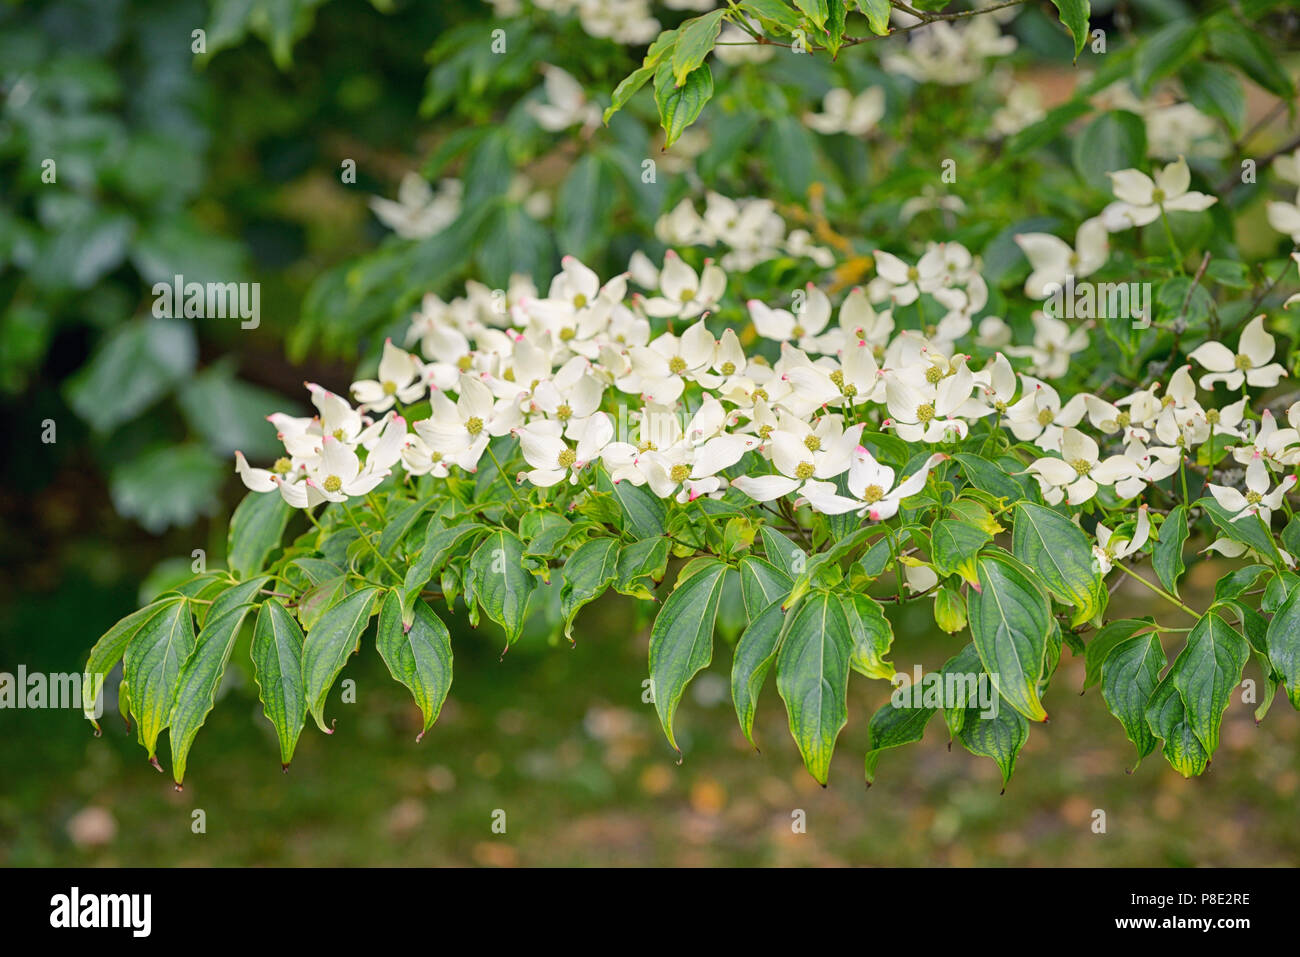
[1151,188,1166,203]
[457,355,473,371]
[382,380,397,396]
[1115,411,1130,428]
[1246,490,1263,505]
[573,293,587,309]
[466,416,484,436]
[332,428,346,440]
[503,368,516,382]
[637,440,657,453]
[1235,354,1253,370]
[758,424,773,439]
[323,475,343,493]
[916,403,935,424]
[669,464,690,483]
[791,325,805,338]
[1070,458,1092,477]
[679,288,696,304]
[272,457,292,474]
[861,484,885,504]
[557,448,577,468]
[994,400,1007,413]
[795,462,815,480]
[804,434,821,452]
[752,388,768,402]
[925,366,943,384]
[1205,408,1220,425]
[668,356,687,374]
[829,370,844,388]
[721,361,736,376]
[1037,408,1054,426]
[907,266,919,281]
[556,403,573,421]
[559,327,576,342]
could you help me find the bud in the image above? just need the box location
[934,584,967,634]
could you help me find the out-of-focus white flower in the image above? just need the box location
[804,87,886,137]
[637,250,726,319]
[1187,315,1288,391]
[369,174,462,240]
[1267,188,1300,244]
[1101,156,1217,230]
[526,65,601,131]
[1005,310,1091,381]
[991,83,1044,137]
[871,248,946,306]
[1015,218,1109,299]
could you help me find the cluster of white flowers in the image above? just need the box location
[237,207,1299,574]
[881,12,1017,85]
[655,191,836,271]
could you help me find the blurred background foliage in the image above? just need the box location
[2,0,1299,865]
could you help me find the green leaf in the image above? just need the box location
[855,0,890,36]
[1099,631,1165,767]
[83,601,174,729]
[1145,674,1210,777]
[376,592,453,740]
[776,591,852,785]
[1169,612,1249,756]
[377,497,433,557]
[1135,18,1202,93]
[967,551,1051,723]
[841,592,894,681]
[792,0,829,28]
[1048,0,1090,61]
[604,63,655,124]
[122,597,195,761]
[1012,502,1105,627]
[1181,61,1246,139]
[559,538,620,642]
[64,317,195,434]
[1213,564,1269,603]
[1154,505,1188,596]
[1207,16,1294,98]
[403,522,488,616]
[1082,617,1155,691]
[228,490,293,580]
[1265,581,1300,710]
[863,699,934,784]
[169,603,254,785]
[954,700,1030,789]
[301,587,379,733]
[738,554,793,618]
[648,558,728,753]
[109,445,225,534]
[653,60,713,148]
[598,472,666,539]
[671,10,725,86]
[759,525,805,578]
[731,596,789,747]
[951,452,1025,503]
[614,537,670,599]
[741,0,803,33]
[468,529,534,646]
[1197,496,1285,567]
[1072,111,1147,193]
[931,518,989,583]
[251,598,307,767]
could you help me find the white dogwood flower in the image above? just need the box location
[1187,315,1288,390]
[514,412,614,487]
[800,449,949,520]
[1092,505,1150,574]
[1026,427,1141,505]
[803,87,886,136]
[1101,156,1216,230]
[351,339,425,413]
[1014,218,1108,299]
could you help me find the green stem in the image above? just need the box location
[1114,562,1198,618]
[344,503,403,584]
